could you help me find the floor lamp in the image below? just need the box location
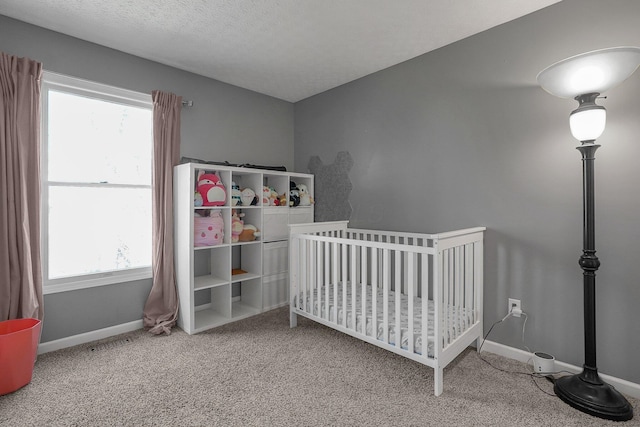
[537,46,640,422]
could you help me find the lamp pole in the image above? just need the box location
[577,141,599,382]
[553,105,632,421]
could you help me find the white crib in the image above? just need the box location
[289,221,485,396]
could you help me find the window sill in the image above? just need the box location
[43,269,152,295]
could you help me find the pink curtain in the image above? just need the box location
[0,52,44,321]
[143,90,181,335]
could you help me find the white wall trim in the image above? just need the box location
[481,340,640,399]
[38,320,144,355]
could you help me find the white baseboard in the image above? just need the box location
[481,339,640,399]
[38,319,144,355]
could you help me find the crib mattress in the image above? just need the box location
[294,283,473,358]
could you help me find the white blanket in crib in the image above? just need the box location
[294,283,473,358]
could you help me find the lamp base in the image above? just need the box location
[554,369,633,421]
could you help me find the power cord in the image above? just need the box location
[477,311,557,397]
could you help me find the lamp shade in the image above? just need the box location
[537,46,640,99]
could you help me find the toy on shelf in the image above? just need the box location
[297,184,314,206]
[269,187,280,206]
[240,187,257,206]
[289,181,300,207]
[196,171,226,206]
[278,193,287,207]
[194,192,203,207]
[231,182,242,206]
[262,186,271,205]
[239,224,261,242]
[194,210,224,247]
[263,186,280,206]
[231,210,245,243]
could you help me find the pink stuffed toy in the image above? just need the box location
[194,210,224,247]
[231,210,244,243]
[262,186,271,206]
[197,172,226,206]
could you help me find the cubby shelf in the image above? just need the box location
[174,162,314,334]
[230,272,261,283]
[194,275,227,290]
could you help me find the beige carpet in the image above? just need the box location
[1,307,638,426]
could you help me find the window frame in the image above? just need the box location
[41,71,153,294]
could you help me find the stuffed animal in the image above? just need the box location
[194,192,203,207]
[197,171,226,206]
[241,187,257,206]
[289,181,300,207]
[239,224,261,242]
[289,188,300,207]
[262,186,271,206]
[231,182,242,206]
[297,184,314,206]
[269,187,279,206]
[194,210,224,247]
[278,193,287,207]
[231,210,245,243]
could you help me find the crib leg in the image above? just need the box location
[434,367,443,396]
[290,310,298,328]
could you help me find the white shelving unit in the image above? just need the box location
[174,162,314,334]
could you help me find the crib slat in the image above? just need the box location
[402,249,408,295]
[309,239,315,316]
[291,236,298,309]
[316,240,321,317]
[325,241,330,320]
[474,241,483,326]
[342,243,348,328]
[395,250,401,349]
[351,244,357,331]
[443,248,448,345]
[332,241,338,323]
[301,239,307,313]
[422,253,430,358]
[316,240,323,319]
[383,249,390,344]
[408,253,415,354]
[436,248,443,357]
[449,249,454,343]
[450,249,456,342]
[372,248,378,341]
[465,243,472,328]
[455,245,462,338]
[452,246,458,339]
[361,246,368,335]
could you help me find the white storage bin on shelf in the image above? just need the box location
[174,162,314,334]
[263,209,289,241]
[263,241,288,275]
[263,272,288,311]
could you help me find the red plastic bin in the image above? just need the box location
[0,318,41,395]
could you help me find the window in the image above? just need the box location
[41,72,153,293]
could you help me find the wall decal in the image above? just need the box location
[308,151,353,222]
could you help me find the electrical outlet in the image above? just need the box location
[509,298,522,317]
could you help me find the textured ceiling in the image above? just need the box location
[0,0,560,102]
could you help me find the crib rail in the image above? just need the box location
[289,222,485,395]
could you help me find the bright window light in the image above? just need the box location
[42,73,153,292]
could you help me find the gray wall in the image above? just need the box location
[0,15,294,342]
[294,0,640,384]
